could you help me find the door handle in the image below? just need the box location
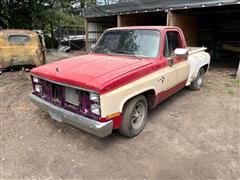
[167,57,174,67]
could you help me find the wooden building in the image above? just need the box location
[81,0,240,73]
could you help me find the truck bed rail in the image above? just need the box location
[188,47,207,55]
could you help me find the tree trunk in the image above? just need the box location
[50,21,54,49]
[80,0,85,8]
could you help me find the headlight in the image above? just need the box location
[90,92,99,102]
[33,77,39,83]
[35,84,42,93]
[91,104,100,115]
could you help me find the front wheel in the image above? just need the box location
[189,67,205,91]
[119,95,148,138]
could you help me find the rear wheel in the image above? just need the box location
[189,67,205,91]
[119,95,148,138]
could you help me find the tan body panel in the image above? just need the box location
[0,30,45,69]
[100,61,189,117]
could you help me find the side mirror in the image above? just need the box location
[174,48,188,59]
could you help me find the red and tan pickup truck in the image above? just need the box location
[29,26,210,137]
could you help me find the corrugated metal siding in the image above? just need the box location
[88,22,105,49]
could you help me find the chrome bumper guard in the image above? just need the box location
[29,94,113,137]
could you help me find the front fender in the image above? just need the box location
[100,86,156,117]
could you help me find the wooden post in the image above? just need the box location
[117,15,121,27]
[85,18,89,52]
[236,61,240,79]
[117,14,133,27]
[166,11,172,26]
[50,21,54,49]
[166,11,197,46]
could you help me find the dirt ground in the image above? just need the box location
[0,53,239,179]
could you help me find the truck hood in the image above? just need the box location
[31,54,152,93]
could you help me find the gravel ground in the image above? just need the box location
[0,55,239,179]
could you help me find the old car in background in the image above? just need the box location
[0,29,46,71]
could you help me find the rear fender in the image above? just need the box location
[187,52,210,86]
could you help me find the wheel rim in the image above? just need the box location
[197,70,204,88]
[131,102,145,130]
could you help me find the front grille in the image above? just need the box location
[33,78,99,120]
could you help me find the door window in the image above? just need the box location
[164,31,182,57]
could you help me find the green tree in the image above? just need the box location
[0,0,96,29]
[0,0,97,47]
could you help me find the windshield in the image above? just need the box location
[93,29,161,58]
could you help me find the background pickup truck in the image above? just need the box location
[29,26,210,138]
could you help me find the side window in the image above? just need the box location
[9,35,30,43]
[164,35,170,57]
[164,31,181,57]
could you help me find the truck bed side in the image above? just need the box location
[186,47,210,86]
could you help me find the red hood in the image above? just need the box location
[31,54,152,93]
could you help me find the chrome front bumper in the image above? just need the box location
[29,94,113,137]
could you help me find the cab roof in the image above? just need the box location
[107,26,180,31]
[0,29,37,35]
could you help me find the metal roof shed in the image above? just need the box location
[82,0,239,49]
[82,0,239,18]
[82,0,240,76]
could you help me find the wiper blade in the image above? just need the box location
[111,52,143,60]
[111,50,143,59]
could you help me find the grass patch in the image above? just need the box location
[231,79,240,84]
[0,80,8,87]
[203,83,212,90]
[226,88,236,95]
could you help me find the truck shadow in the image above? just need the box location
[34,87,191,149]
[100,88,189,137]
[86,88,192,148]
[148,88,190,121]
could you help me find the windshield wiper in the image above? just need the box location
[114,50,134,55]
[110,50,143,60]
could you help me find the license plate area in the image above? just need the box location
[49,110,62,122]
[65,87,80,106]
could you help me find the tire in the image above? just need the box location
[119,95,148,138]
[189,67,205,91]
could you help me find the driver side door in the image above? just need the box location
[164,30,189,85]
